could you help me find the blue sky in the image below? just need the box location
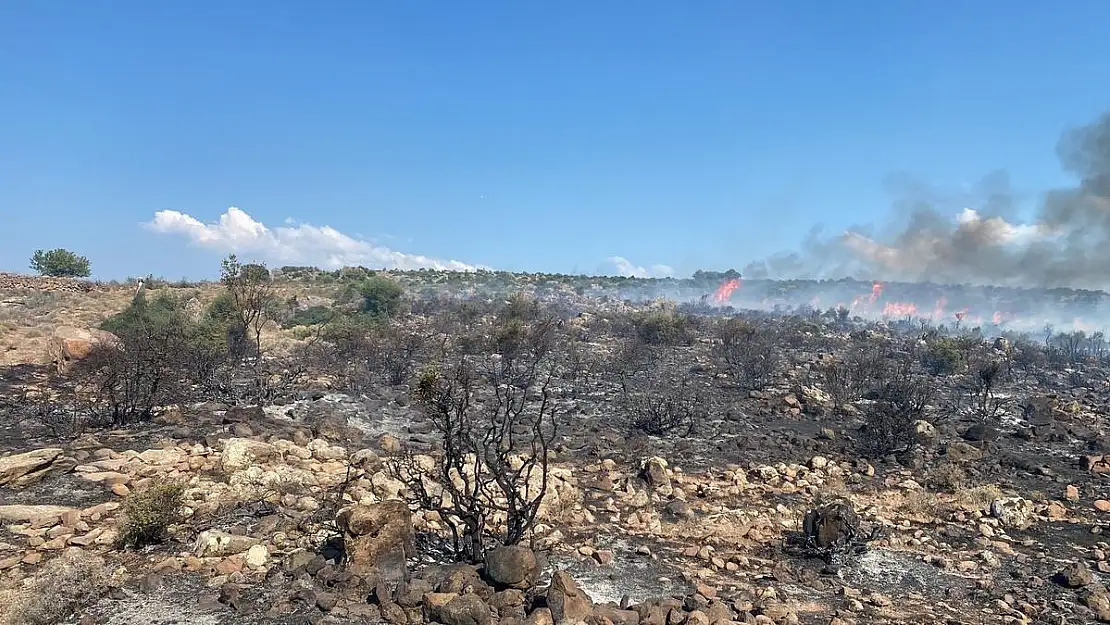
[2,1,1109,279]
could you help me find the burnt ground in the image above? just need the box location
[8,292,1110,624]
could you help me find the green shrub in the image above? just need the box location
[635,310,694,346]
[29,248,91,277]
[359,274,405,317]
[100,290,185,337]
[118,482,186,547]
[921,337,965,375]
[282,304,335,328]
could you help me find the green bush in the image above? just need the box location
[281,304,336,328]
[100,290,185,337]
[29,248,91,277]
[920,338,965,376]
[359,274,405,317]
[118,482,185,548]
[635,310,695,346]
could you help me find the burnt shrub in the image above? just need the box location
[620,369,703,437]
[819,346,887,409]
[712,317,780,390]
[388,313,573,564]
[5,548,108,625]
[924,462,967,493]
[87,292,225,425]
[856,373,934,458]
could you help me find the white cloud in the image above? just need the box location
[605,256,675,278]
[147,207,483,272]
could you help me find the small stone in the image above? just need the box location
[1066,485,1081,501]
[316,592,338,612]
[1096,500,1110,513]
[245,544,268,568]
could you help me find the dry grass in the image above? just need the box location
[2,548,108,625]
[955,484,1004,512]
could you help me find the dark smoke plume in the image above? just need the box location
[748,111,1110,290]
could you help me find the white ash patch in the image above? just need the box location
[85,594,222,625]
[545,537,689,605]
[841,548,967,597]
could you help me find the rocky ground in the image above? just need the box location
[4,275,1110,625]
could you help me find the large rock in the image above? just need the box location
[546,570,593,625]
[337,500,413,583]
[990,497,1034,530]
[0,448,64,486]
[484,545,540,589]
[194,530,261,557]
[51,326,118,373]
[219,438,276,471]
[640,457,670,489]
[439,593,492,625]
[0,504,77,522]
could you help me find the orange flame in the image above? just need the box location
[882,301,917,317]
[932,296,947,319]
[870,281,884,304]
[712,278,741,303]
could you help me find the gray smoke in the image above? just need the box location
[751,111,1110,290]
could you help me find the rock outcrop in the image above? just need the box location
[337,500,413,584]
[50,326,118,373]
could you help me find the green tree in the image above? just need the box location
[29,248,91,277]
[359,274,405,317]
[219,254,275,357]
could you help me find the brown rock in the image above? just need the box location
[0,503,76,524]
[338,500,413,584]
[0,448,64,486]
[1082,585,1110,623]
[1055,561,1094,588]
[524,607,554,625]
[1096,500,1110,513]
[1067,485,1081,501]
[439,593,491,625]
[485,545,540,589]
[51,326,118,373]
[594,606,640,625]
[547,570,593,624]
